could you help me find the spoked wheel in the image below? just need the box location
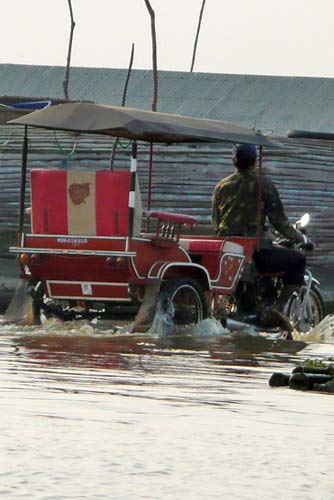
[285,285,324,333]
[157,278,208,333]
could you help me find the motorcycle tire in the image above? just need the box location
[285,284,325,333]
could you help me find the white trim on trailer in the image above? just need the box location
[46,280,131,301]
[155,261,212,288]
[25,233,127,241]
[210,252,245,284]
[129,241,192,280]
[130,157,137,172]
[128,191,135,208]
[9,247,136,257]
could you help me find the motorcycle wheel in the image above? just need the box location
[285,285,324,333]
[157,278,208,332]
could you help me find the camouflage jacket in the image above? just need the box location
[211,168,299,243]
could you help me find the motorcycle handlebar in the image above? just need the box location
[298,241,315,251]
[275,235,315,251]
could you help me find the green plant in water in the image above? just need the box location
[302,358,334,369]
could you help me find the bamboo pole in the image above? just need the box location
[256,146,263,252]
[144,0,158,111]
[144,0,159,231]
[63,0,76,100]
[18,126,28,246]
[110,43,135,170]
[190,0,206,73]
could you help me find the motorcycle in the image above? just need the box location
[220,213,325,335]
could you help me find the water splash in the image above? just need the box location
[2,311,334,344]
[0,314,126,338]
[293,315,334,343]
[148,301,175,335]
[190,318,230,337]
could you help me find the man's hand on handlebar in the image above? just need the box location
[276,231,315,251]
[298,234,316,251]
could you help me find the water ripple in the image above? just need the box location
[1,316,334,499]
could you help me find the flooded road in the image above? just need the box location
[1,317,334,500]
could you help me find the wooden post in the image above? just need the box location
[190,0,206,73]
[144,0,158,112]
[18,126,28,246]
[147,142,154,225]
[128,141,138,238]
[144,0,159,230]
[63,0,76,100]
[110,43,135,170]
[256,145,263,252]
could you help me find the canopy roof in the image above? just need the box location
[9,102,277,147]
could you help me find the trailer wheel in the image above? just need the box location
[285,285,324,333]
[157,278,208,332]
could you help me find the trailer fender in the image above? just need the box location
[159,262,211,291]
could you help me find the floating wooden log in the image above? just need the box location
[269,364,334,393]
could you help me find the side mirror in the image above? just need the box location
[295,213,310,230]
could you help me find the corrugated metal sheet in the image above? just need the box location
[2,64,334,134]
[0,126,333,266]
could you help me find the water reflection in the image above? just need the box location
[1,316,334,500]
[0,317,309,412]
[9,328,307,372]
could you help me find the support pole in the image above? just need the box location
[63,0,76,99]
[256,145,263,252]
[146,142,154,231]
[190,0,206,73]
[18,126,28,246]
[128,141,137,238]
[110,42,135,170]
[144,0,159,230]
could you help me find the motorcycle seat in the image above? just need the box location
[259,271,285,278]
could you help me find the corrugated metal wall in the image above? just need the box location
[2,64,334,135]
[0,126,333,305]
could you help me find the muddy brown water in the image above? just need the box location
[1,316,334,500]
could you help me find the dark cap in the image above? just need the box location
[233,143,257,164]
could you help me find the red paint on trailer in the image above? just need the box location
[15,169,260,312]
[25,235,128,252]
[31,170,68,234]
[95,171,131,236]
[47,281,130,301]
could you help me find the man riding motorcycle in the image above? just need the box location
[211,143,307,329]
